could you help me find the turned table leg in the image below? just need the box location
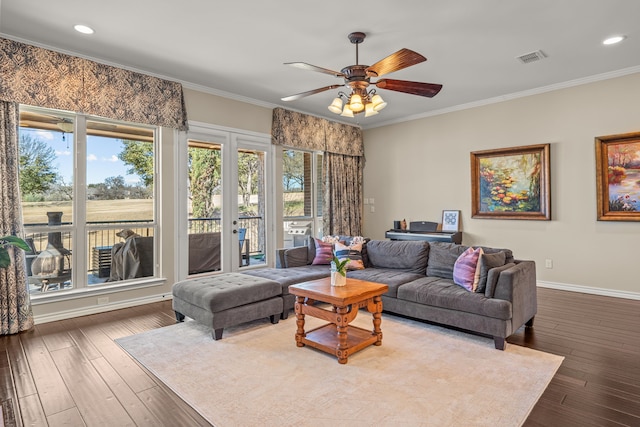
[371,295,383,346]
[335,305,350,364]
[294,295,306,347]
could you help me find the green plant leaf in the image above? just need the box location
[331,255,349,275]
[0,250,10,268]
[0,235,31,268]
[1,235,31,251]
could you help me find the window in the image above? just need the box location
[18,106,158,295]
[282,149,323,247]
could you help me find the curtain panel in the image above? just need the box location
[323,153,364,236]
[272,107,364,236]
[0,37,188,130]
[271,107,363,156]
[0,101,34,335]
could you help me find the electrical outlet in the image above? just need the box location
[370,205,375,213]
[545,259,553,269]
[97,296,109,305]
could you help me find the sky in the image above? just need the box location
[23,128,142,185]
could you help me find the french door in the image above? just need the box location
[181,125,271,277]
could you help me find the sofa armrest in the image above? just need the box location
[489,260,537,330]
[277,245,310,268]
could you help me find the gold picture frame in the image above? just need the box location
[471,144,551,220]
[595,132,640,221]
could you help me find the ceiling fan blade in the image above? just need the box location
[284,62,345,77]
[375,79,443,97]
[366,48,427,77]
[281,84,344,102]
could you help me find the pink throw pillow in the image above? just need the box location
[453,247,484,291]
[312,238,333,265]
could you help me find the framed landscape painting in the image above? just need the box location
[595,132,640,221]
[471,144,551,220]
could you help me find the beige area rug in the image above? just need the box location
[117,313,563,427]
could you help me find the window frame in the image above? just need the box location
[19,105,163,303]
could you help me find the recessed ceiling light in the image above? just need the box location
[74,24,94,35]
[602,35,626,45]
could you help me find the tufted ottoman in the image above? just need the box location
[172,273,283,340]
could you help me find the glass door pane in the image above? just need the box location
[187,140,223,274]
[237,146,267,268]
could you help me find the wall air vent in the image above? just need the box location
[516,50,547,64]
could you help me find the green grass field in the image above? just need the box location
[23,199,154,224]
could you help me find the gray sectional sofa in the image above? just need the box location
[244,238,537,350]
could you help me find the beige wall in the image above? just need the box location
[362,72,640,296]
[183,88,273,134]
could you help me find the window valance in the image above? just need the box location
[271,107,363,156]
[0,37,188,130]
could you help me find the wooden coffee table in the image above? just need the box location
[289,277,388,364]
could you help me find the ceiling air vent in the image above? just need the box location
[516,50,547,64]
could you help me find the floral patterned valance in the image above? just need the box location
[0,37,188,130]
[271,107,363,156]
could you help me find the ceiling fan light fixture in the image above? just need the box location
[328,97,343,114]
[281,31,441,119]
[349,94,364,112]
[340,104,354,117]
[371,94,387,111]
[364,103,378,117]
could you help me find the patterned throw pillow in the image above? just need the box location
[311,238,334,265]
[334,241,365,270]
[453,247,484,291]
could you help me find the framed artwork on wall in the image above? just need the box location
[595,132,640,221]
[470,144,551,220]
[441,210,460,232]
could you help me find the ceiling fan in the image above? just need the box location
[281,32,442,117]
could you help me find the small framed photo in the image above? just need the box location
[441,210,461,232]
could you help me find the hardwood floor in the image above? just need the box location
[0,301,211,427]
[1,287,638,426]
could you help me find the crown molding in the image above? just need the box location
[363,65,640,130]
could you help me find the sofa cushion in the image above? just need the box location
[396,276,512,320]
[366,240,429,274]
[311,238,333,265]
[476,251,507,293]
[346,268,424,298]
[426,242,469,279]
[453,247,483,291]
[334,241,365,270]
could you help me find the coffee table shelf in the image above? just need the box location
[301,323,380,356]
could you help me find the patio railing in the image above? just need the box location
[23,216,263,280]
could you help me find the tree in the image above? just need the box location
[94,176,127,199]
[238,152,260,214]
[118,140,154,187]
[283,150,304,191]
[19,134,59,198]
[189,147,222,218]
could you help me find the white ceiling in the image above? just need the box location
[1,0,639,129]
